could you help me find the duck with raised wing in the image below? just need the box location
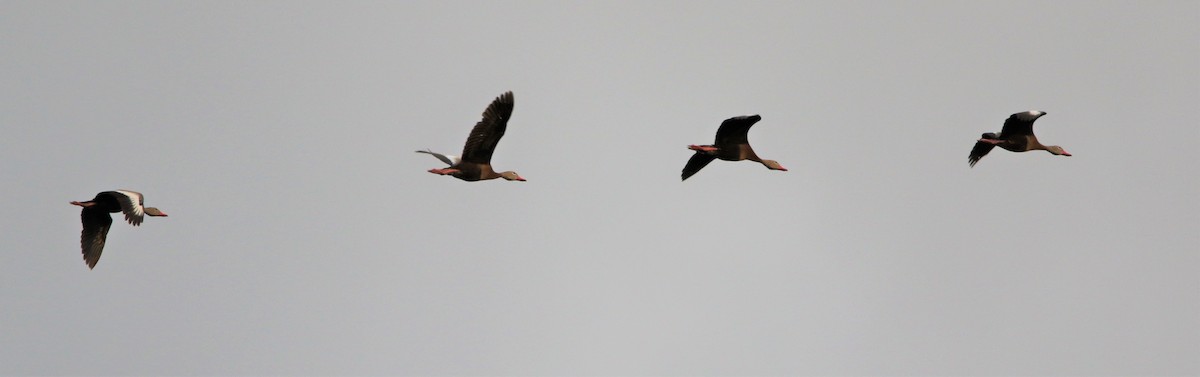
[969,111,1072,167]
[424,91,526,182]
[70,190,168,269]
[682,114,787,181]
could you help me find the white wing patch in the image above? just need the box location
[417,149,461,166]
[114,190,145,226]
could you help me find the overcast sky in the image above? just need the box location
[1,1,1197,375]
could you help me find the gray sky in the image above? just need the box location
[2,1,1197,375]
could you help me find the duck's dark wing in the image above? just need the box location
[80,207,113,269]
[969,132,1000,168]
[714,115,762,146]
[461,91,515,164]
[681,152,717,181]
[999,112,1042,137]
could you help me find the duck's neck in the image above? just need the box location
[477,165,500,180]
[1026,135,1047,151]
[741,145,762,162]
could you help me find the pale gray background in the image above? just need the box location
[1,1,1197,375]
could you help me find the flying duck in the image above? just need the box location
[70,190,167,269]
[969,111,1071,167]
[682,114,787,181]
[423,91,526,182]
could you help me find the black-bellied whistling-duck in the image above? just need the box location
[682,114,787,181]
[423,91,526,182]
[70,190,167,269]
[969,111,1072,167]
